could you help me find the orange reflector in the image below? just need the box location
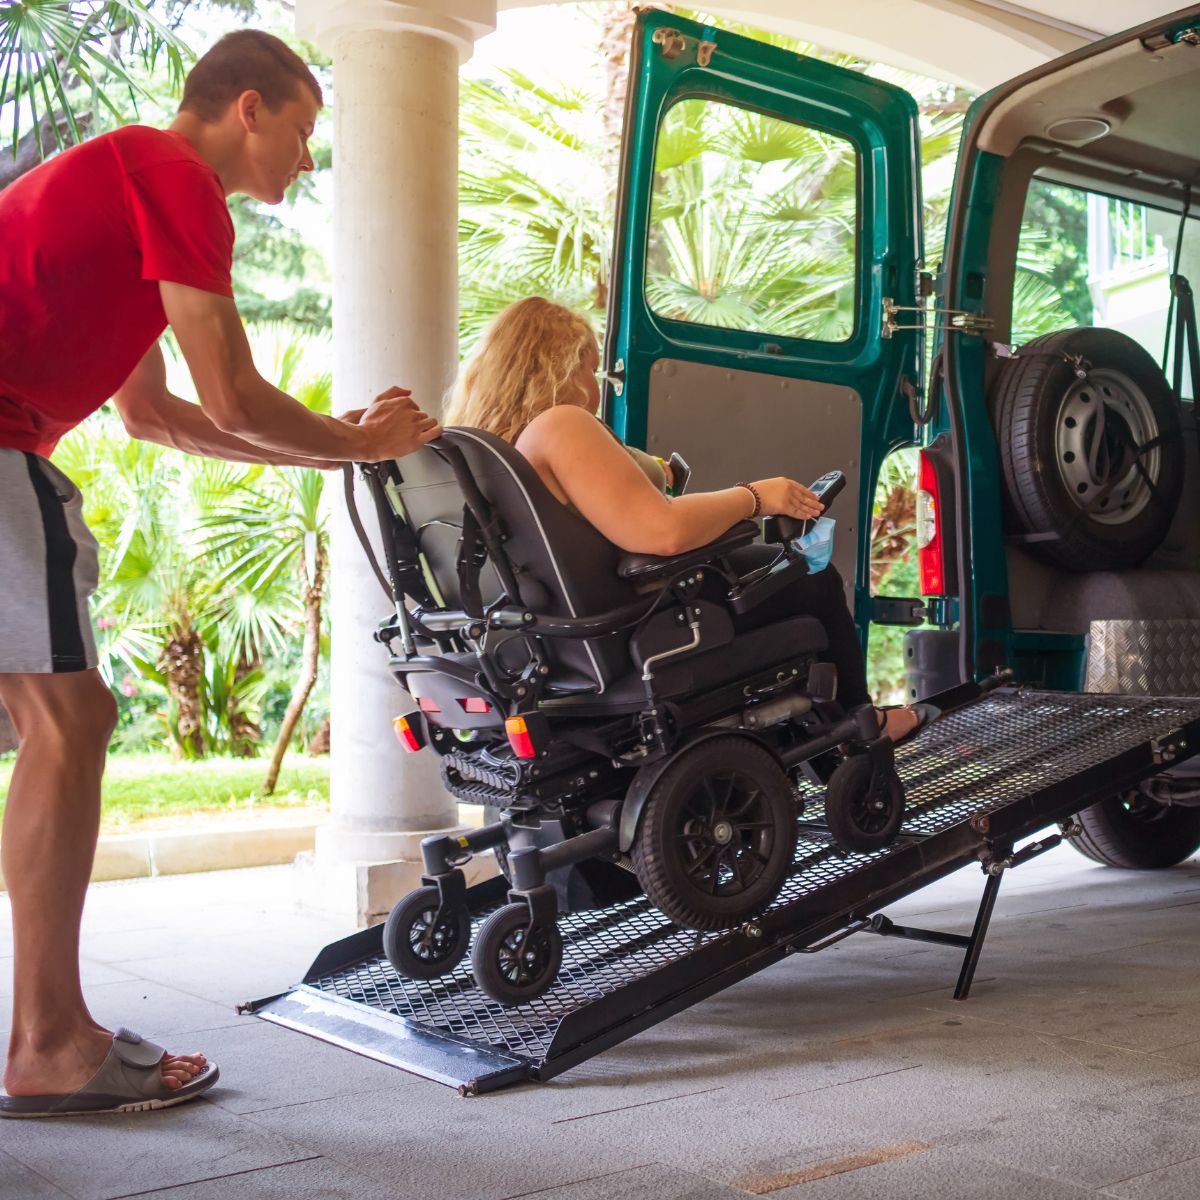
[505,715,537,759]
[393,715,423,752]
[418,697,441,714]
[460,697,492,714]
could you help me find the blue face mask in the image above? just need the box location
[796,516,835,573]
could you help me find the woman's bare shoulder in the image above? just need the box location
[524,405,601,434]
[519,405,607,450]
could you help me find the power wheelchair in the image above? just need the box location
[355,428,908,1006]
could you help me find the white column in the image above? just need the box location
[298,0,495,925]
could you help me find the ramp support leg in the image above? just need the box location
[866,824,1076,1000]
[865,868,1002,1001]
[952,867,1003,1000]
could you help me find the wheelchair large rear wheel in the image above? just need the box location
[631,736,798,932]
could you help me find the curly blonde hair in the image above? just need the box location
[444,297,597,442]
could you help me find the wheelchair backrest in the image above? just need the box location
[379,427,640,693]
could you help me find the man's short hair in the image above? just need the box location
[180,30,323,122]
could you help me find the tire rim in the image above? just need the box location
[677,771,776,898]
[1055,368,1161,526]
[496,923,553,988]
[848,771,897,837]
[407,906,460,965]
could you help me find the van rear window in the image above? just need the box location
[1015,177,1200,397]
[645,98,858,344]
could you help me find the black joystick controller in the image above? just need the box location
[770,470,847,543]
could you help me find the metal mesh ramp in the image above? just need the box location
[251,689,1200,1092]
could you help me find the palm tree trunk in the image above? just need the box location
[263,549,326,795]
[161,624,206,758]
[230,652,262,758]
[307,716,331,756]
[870,483,917,590]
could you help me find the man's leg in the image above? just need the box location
[1,669,205,1096]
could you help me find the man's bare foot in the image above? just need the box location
[877,706,920,742]
[3,1025,207,1097]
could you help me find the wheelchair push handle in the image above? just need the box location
[769,469,846,542]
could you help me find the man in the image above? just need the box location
[0,31,440,1117]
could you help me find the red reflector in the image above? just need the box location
[393,715,423,752]
[916,449,945,596]
[505,716,537,759]
[418,697,441,714]
[460,697,492,714]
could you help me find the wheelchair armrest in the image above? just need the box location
[729,551,810,615]
[617,520,759,582]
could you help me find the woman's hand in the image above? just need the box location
[752,477,826,520]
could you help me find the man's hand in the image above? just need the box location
[349,386,442,462]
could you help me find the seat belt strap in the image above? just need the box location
[457,507,486,617]
[343,465,394,601]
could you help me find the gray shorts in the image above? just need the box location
[0,448,99,673]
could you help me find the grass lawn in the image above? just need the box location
[0,752,329,834]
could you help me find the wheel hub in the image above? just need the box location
[1055,368,1160,525]
[711,820,734,845]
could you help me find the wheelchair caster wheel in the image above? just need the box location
[383,886,471,980]
[471,902,563,1006]
[824,755,906,853]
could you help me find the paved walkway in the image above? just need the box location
[4,844,1200,1199]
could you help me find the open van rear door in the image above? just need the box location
[605,10,923,631]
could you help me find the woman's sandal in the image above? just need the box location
[0,1028,218,1118]
[877,701,941,747]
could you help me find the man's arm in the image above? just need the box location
[159,281,440,462]
[113,342,339,466]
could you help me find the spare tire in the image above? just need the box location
[992,327,1183,571]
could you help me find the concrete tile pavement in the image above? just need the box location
[1,848,1200,1199]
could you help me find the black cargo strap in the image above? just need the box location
[1163,185,1194,386]
[343,464,393,601]
[1010,348,1092,378]
[1171,273,1200,404]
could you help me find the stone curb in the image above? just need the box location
[0,819,319,891]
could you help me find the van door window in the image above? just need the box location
[1015,178,1200,396]
[646,98,859,344]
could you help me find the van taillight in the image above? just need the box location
[916,450,945,596]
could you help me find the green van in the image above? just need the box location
[606,6,1200,869]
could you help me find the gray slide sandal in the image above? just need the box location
[0,1028,218,1118]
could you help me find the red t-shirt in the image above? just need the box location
[0,125,234,457]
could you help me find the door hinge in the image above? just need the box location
[651,27,686,57]
[651,27,716,66]
[882,296,994,339]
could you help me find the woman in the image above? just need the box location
[445,297,918,740]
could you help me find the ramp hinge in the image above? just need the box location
[1151,733,1190,765]
[882,296,994,339]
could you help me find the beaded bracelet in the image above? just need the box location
[736,481,761,518]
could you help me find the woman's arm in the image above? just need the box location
[517,407,823,556]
